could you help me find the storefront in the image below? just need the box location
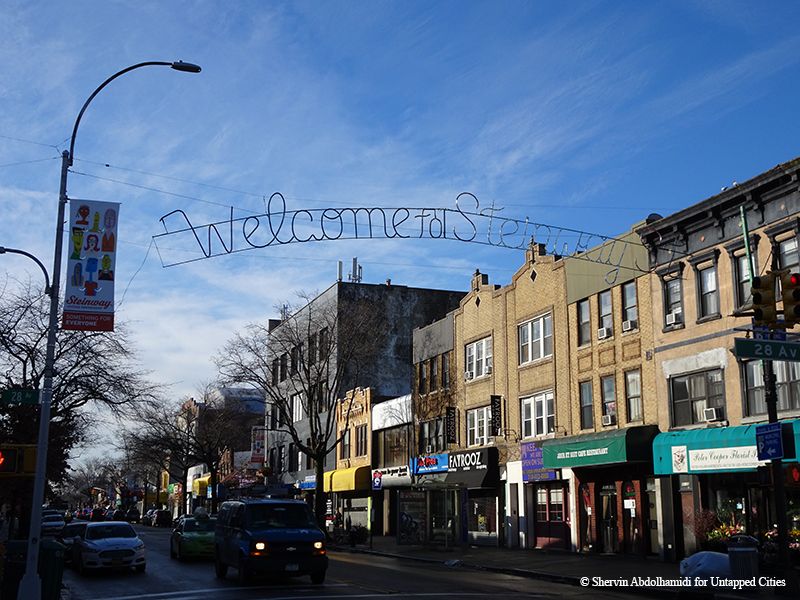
[447,448,501,547]
[324,465,372,530]
[406,452,456,546]
[652,419,800,554]
[516,441,569,550]
[371,464,412,536]
[542,425,659,556]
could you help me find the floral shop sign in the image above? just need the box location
[673,445,769,473]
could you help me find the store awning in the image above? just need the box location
[653,420,798,475]
[192,475,210,496]
[542,425,658,469]
[445,447,500,488]
[323,466,372,492]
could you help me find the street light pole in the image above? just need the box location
[17,60,200,600]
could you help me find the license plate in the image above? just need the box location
[112,559,122,566]
[285,563,299,572]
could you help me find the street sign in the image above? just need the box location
[734,338,800,361]
[1,388,40,405]
[752,324,787,341]
[756,422,783,461]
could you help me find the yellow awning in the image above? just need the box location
[324,466,372,492]
[192,475,210,496]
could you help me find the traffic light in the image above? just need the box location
[0,448,19,474]
[781,271,800,327]
[752,272,778,327]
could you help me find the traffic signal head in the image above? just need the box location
[752,272,778,327]
[0,448,19,473]
[781,271,800,327]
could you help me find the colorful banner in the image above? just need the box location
[62,200,120,331]
[250,426,265,465]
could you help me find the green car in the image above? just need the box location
[170,516,216,560]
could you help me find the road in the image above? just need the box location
[62,525,635,600]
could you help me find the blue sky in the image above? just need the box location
[2,1,800,422]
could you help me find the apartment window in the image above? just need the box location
[734,254,754,308]
[698,266,720,318]
[271,359,280,385]
[664,277,683,326]
[521,390,555,437]
[308,335,317,365]
[743,360,800,416]
[418,361,427,394]
[467,406,491,446]
[622,282,638,326]
[670,369,724,427]
[601,375,616,417]
[305,437,314,470]
[290,345,299,375]
[466,336,493,379]
[577,299,591,345]
[291,393,304,422]
[519,313,553,365]
[355,424,368,457]
[579,381,593,429]
[779,237,800,271]
[429,357,438,391]
[420,417,445,453]
[288,442,297,471]
[598,291,613,335]
[340,428,351,459]
[277,445,286,473]
[442,353,450,388]
[268,408,279,430]
[625,370,642,422]
[382,425,411,465]
[279,353,288,381]
[318,327,329,362]
[269,448,277,472]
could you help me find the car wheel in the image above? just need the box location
[214,554,227,579]
[237,559,250,584]
[136,563,146,573]
[169,540,176,559]
[311,570,326,585]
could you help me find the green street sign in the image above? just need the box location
[1,388,40,405]
[734,338,800,361]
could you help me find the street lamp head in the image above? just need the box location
[171,61,202,73]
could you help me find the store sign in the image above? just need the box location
[298,475,316,490]
[688,445,767,472]
[413,453,448,474]
[520,441,558,482]
[490,395,502,436]
[445,406,457,444]
[372,465,411,488]
[249,426,265,466]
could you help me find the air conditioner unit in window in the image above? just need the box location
[601,414,616,426]
[486,365,493,375]
[597,327,611,340]
[703,407,722,422]
[425,445,433,454]
[464,371,474,381]
[622,319,637,332]
[666,312,681,326]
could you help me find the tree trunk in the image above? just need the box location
[210,467,218,513]
[313,454,327,532]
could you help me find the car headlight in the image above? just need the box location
[134,542,145,551]
[254,542,266,550]
[313,541,324,550]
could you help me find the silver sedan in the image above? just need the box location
[72,521,146,574]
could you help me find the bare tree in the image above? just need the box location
[215,291,387,528]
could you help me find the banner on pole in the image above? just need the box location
[250,426,265,466]
[62,200,120,331]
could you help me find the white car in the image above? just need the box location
[72,521,146,574]
[41,514,66,537]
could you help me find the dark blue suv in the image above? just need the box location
[214,499,328,584]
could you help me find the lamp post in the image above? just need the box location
[17,60,201,600]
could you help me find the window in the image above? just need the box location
[465,337,493,378]
[290,345,299,375]
[519,314,553,365]
[318,328,329,362]
[521,390,555,437]
[734,254,754,308]
[355,424,368,456]
[277,445,286,473]
[577,299,591,345]
[698,266,719,318]
[442,353,450,388]
[288,443,297,471]
[743,360,800,416]
[305,437,314,470]
[601,375,616,417]
[779,237,799,271]
[579,381,593,429]
[271,359,279,385]
[429,357,438,391]
[380,425,411,466]
[622,282,638,325]
[418,361,427,394]
[339,428,351,459]
[268,408,279,430]
[269,447,277,472]
[664,277,683,326]
[420,417,445,453]
[308,335,316,365]
[467,406,491,446]
[536,488,548,522]
[598,291,613,335]
[625,370,642,422]
[536,486,564,523]
[670,369,725,426]
[291,393,305,422]
[280,354,288,381]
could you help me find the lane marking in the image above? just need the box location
[95,584,347,600]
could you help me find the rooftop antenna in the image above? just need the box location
[337,260,343,282]
[349,257,362,283]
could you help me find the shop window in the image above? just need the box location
[625,370,642,422]
[521,390,554,437]
[535,486,564,522]
[579,381,593,429]
[466,337,493,379]
[468,495,496,534]
[467,406,491,446]
[622,282,638,328]
[743,360,800,416]
[670,368,725,426]
[577,299,591,346]
[355,424,368,456]
[536,488,548,521]
[598,291,613,337]
[697,265,720,318]
[549,488,564,522]
[519,313,553,365]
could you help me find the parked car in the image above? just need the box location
[141,509,156,526]
[90,508,105,522]
[72,521,146,574]
[41,514,66,537]
[214,498,327,584]
[126,507,140,523]
[171,516,216,560]
[56,521,87,564]
[154,510,172,528]
[104,508,116,520]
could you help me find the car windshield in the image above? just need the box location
[62,524,86,536]
[246,504,316,529]
[86,524,136,540]
[183,518,216,532]
[43,515,63,522]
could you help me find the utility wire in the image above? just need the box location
[0,156,60,169]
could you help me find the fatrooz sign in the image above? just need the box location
[448,450,487,472]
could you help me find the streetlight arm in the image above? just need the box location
[0,246,52,293]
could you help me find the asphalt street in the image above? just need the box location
[61,525,636,600]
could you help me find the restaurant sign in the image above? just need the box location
[372,465,412,488]
[413,453,448,474]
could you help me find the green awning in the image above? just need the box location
[542,425,658,468]
[653,420,799,475]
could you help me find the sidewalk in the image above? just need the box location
[331,535,794,599]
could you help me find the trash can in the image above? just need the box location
[728,534,759,580]
[0,539,65,600]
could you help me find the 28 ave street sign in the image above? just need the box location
[734,338,800,361]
